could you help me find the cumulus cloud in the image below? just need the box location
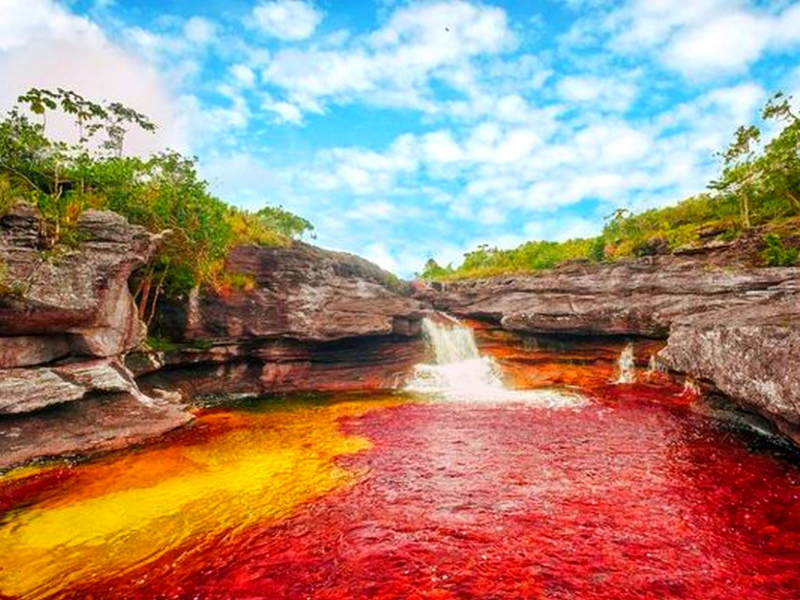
[251,0,323,41]
[565,0,800,79]
[0,0,184,153]
[260,0,517,118]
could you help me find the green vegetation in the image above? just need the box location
[0,88,313,321]
[422,92,800,280]
[762,234,799,267]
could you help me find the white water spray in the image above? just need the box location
[615,342,636,384]
[405,316,586,408]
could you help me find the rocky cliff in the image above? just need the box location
[423,256,799,337]
[143,242,427,399]
[0,204,189,469]
[659,299,800,444]
[0,206,428,469]
[421,251,800,443]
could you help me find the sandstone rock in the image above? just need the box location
[0,369,85,414]
[658,299,800,435]
[0,206,157,357]
[160,243,425,342]
[0,392,192,471]
[0,359,140,415]
[140,336,426,400]
[0,335,70,368]
[423,259,800,337]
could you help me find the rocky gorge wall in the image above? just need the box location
[421,250,800,444]
[0,206,425,469]
[137,242,427,399]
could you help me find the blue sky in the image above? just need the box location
[2,0,800,275]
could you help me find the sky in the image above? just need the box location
[2,0,800,276]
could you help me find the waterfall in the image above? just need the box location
[405,316,586,408]
[615,342,636,384]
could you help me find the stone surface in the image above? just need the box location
[0,359,140,415]
[422,257,800,337]
[140,335,427,401]
[0,369,85,414]
[0,392,192,471]
[160,243,425,342]
[0,205,157,358]
[659,299,800,437]
[0,335,70,368]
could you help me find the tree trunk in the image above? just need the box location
[138,271,153,321]
[145,266,169,326]
[741,193,751,228]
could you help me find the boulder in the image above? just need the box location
[658,299,800,437]
[0,205,157,359]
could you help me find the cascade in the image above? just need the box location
[405,315,586,408]
[615,342,636,384]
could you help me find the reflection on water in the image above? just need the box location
[1,385,800,598]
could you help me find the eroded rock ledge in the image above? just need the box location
[145,242,427,400]
[0,204,190,470]
[659,299,800,444]
[421,252,800,443]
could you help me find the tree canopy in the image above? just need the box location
[0,88,313,322]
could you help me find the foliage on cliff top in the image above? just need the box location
[421,92,800,281]
[0,88,313,322]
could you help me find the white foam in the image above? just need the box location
[405,317,587,409]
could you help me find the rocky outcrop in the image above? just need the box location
[0,204,188,470]
[423,257,800,337]
[422,251,800,444]
[658,299,800,443]
[0,392,191,470]
[0,204,159,359]
[146,242,427,401]
[161,243,424,342]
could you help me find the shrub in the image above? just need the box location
[762,234,799,266]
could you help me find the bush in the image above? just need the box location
[762,234,799,266]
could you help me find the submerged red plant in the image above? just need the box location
[61,385,800,600]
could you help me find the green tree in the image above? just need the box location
[711,124,762,228]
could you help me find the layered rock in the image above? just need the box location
[149,242,427,400]
[658,299,800,443]
[161,243,424,342]
[0,204,159,359]
[423,257,800,337]
[0,204,188,469]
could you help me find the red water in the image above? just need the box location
[60,385,800,599]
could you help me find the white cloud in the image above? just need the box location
[231,64,256,87]
[251,0,323,41]
[0,0,184,153]
[0,0,104,51]
[568,0,800,79]
[261,0,518,117]
[557,74,638,112]
[183,16,217,45]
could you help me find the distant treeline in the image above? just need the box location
[0,88,313,323]
[422,92,800,280]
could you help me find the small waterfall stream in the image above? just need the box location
[405,316,586,407]
[615,342,636,384]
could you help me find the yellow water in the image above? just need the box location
[0,394,403,599]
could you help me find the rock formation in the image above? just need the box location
[145,242,427,400]
[659,299,800,444]
[420,250,800,443]
[0,204,190,468]
[422,256,799,337]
